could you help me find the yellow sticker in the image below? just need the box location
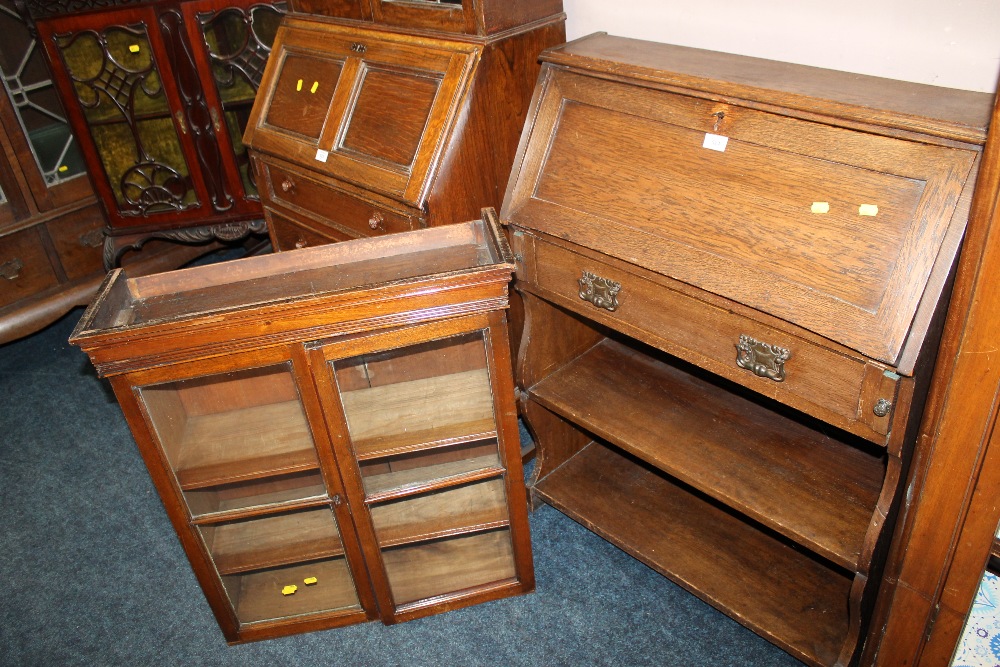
[128,44,140,53]
[281,585,298,596]
[859,204,879,217]
[810,202,830,214]
[304,577,318,585]
[58,165,68,172]
[310,81,319,94]
[296,79,302,92]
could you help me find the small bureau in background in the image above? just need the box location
[241,0,564,251]
[502,33,993,666]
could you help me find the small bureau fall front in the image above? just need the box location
[501,33,993,666]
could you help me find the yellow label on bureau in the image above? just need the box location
[304,577,318,585]
[281,585,298,596]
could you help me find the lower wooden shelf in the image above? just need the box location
[533,440,851,667]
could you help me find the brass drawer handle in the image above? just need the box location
[578,270,620,311]
[873,398,892,417]
[368,211,384,230]
[78,228,104,248]
[280,178,294,193]
[294,236,308,249]
[1,257,23,280]
[736,334,789,382]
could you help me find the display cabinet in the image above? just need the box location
[70,209,533,642]
[23,0,286,265]
[502,34,992,666]
[241,5,564,251]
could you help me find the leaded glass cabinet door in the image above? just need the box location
[182,0,285,210]
[126,349,375,639]
[36,7,215,231]
[311,315,534,623]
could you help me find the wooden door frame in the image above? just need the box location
[863,82,1000,665]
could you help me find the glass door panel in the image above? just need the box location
[138,362,323,517]
[53,20,199,215]
[192,1,285,199]
[331,330,520,608]
[201,506,362,623]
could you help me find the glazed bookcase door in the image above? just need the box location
[181,0,285,212]
[36,7,214,230]
[129,350,374,636]
[311,317,531,621]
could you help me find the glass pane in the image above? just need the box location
[138,363,323,516]
[0,0,85,186]
[381,529,515,605]
[55,24,198,214]
[205,507,360,623]
[197,3,285,198]
[333,332,500,496]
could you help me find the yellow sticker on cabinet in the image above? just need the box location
[810,202,830,214]
[859,204,879,217]
[304,577,318,585]
[296,79,303,92]
[128,45,140,53]
[281,585,298,596]
[310,82,319,94]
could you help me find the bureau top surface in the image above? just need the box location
[503,34,992,367]
[542,33,992,144]
[72,214,512,341]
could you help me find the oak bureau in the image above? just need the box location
[502,33,993,666]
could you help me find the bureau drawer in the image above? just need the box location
[46,204,105,281]
[268,211,353,251]
[515,231,896,442]
[0,226,60,309]
[261,160,417,238]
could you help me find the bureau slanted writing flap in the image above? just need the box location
[243,15,479,209]
[503,64,980,365]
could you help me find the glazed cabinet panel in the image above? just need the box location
[72,212,533,642]
[503,35,992,667]
[29,0,285,242]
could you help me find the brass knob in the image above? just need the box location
[294,237,307,249]
[0,257,23,280]
[368,212,384,230]
[281,179,294,193]
[873,398,892,418]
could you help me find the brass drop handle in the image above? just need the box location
[368,211,384,230]
[873,398,892,417]
[281,178,294,193]
[735,334,790,382]
[294,236,308,249]
[1,257,23,280]
[578,270,620,311]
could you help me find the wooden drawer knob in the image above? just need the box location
[0,257,23,280]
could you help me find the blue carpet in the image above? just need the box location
[0,309,802,667]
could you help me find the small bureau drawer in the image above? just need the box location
[261,160,417,238]
[46,204,105,281]
[0,226,60,309]
[268,212,353,251]
[515,230,896,442]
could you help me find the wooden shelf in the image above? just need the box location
[186,470,329,520]
[530,339,883,571]
[362,452,503,501]
[342,368,496,460]
[370,476,510,548]
[226,557,361,624]
[207,507,344,575]
[534,441,851,667]
[174,401,320,489]
[381,529,517,606]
